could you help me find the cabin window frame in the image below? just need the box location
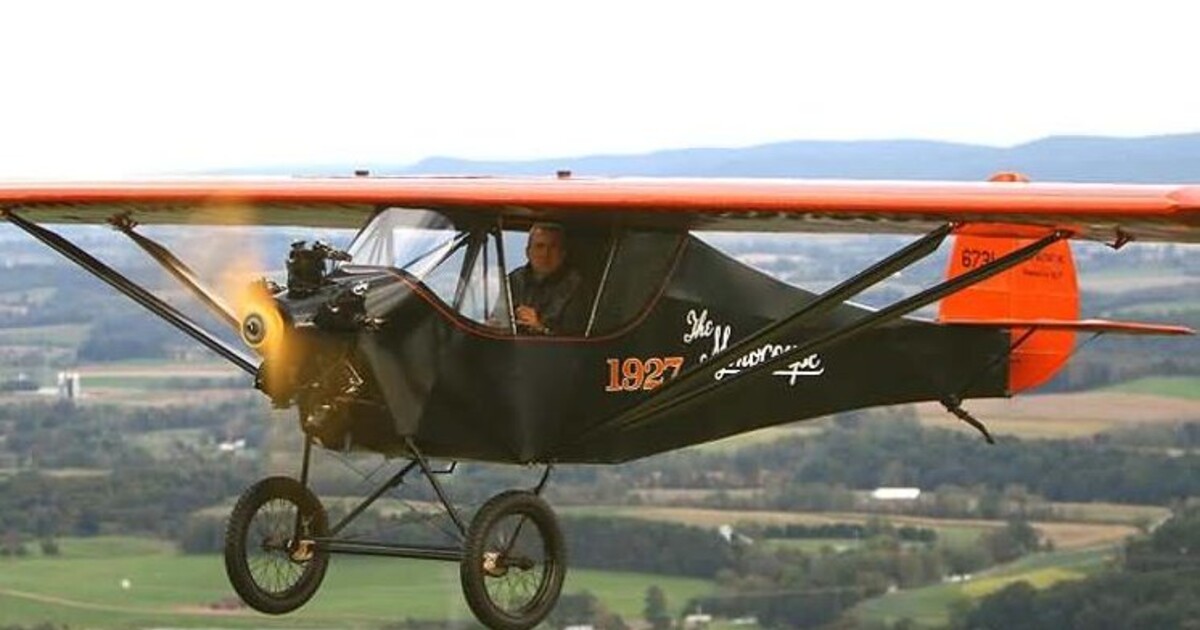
[344,207,686,340]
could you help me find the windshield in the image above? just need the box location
[346,208,462,279]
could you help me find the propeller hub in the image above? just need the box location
[241,312,269,348]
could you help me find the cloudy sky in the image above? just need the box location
[0,0,1197,177]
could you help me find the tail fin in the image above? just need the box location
[938,230,1079,393]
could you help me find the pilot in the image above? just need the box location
[508,223,587,335]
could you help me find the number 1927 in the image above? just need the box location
[605,356,684,392]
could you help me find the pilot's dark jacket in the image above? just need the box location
[508,265,587,335]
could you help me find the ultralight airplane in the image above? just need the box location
[1,173,1197,629]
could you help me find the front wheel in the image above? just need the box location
[460,490,566,630]
[224,476,329,614]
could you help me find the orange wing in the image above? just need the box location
[0,176,1197,241]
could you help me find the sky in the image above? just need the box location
[0,0,1198,177]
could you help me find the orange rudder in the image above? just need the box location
[938,229,1079,393]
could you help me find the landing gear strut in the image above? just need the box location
[222,438,565,630]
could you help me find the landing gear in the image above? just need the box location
[461,491,566,630]
[221,439,565,628]
[223,476,330,614]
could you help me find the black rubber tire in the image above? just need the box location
[224,476,329,615]
[460,490,566,630]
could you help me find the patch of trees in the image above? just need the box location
[426,412,1200,517]
[0,401,269,541]
[643,585,671,630]
[561,517,733,578]
[958,506,1200,630]
[959,574,1200,630]
[0,402,141,468]
[0,400,271,468]
[0,460,259,539]
[76,316,176,361]
[979,518,1044,564]
[0,534,60,558]
[116,400,268,448]
[0,378,38,393]
[575,413,1199,509]
[1123,505,1200,573]
[1101,421,1200,450]
[0,262,211,331]
[753,522,937,544]
[686,518,1043,629]
[179,512,735,582]
[547,590,629,629]
[691,588,861,630]
[781,420,1200,504]
[615,415,1196,506]
[0,267,97,328]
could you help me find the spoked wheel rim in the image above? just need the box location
[461,490,565,630]
[225,476,329,615]
[245,497,318,596]
[479,512,555,616]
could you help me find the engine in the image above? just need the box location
[239,240,385,446]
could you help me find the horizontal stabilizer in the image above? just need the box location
[939,231,1080,392]
[942,318,1194,336]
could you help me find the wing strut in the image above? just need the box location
[565,223,953,448]
[108,214,241,330]
[572,229,1070,445]
[676,223,954,392]
[2,209,258,376]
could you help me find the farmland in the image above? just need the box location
[853,546,1113,628]
[912,391,1200,439]
[1106,375,1200,400]
[0,537,714,628]
[560,506,1143,551]
[0,233,1196,628]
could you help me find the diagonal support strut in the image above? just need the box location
[109,214,241,330]
[590,229,1070,438]
[565,224,955,448]
[655,223,953,400]
[2,209,258,375]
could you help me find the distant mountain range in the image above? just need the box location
[238,133,1200,182]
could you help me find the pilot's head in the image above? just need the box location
[526,223,566,279]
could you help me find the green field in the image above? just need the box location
[692,424,825,452]
[1106,376,1200,400]
[760,529,982,554]
[128,428,213,456]
[761,538,864,553]
[1048,502,1171,526]
[559,506,1138,552]
[853,546,1113,628]
[1102,301,1200,317]
[80,375,241,390]
[0,287,56,301]
[0,537,713,628]
[0,323,90,347]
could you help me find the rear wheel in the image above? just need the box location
[460,490,566,630]
[224,476,329,614]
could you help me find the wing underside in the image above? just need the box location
[0,176,1196,242]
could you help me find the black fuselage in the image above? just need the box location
[277,234,1010,464]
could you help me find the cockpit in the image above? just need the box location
[345,207,684,337]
